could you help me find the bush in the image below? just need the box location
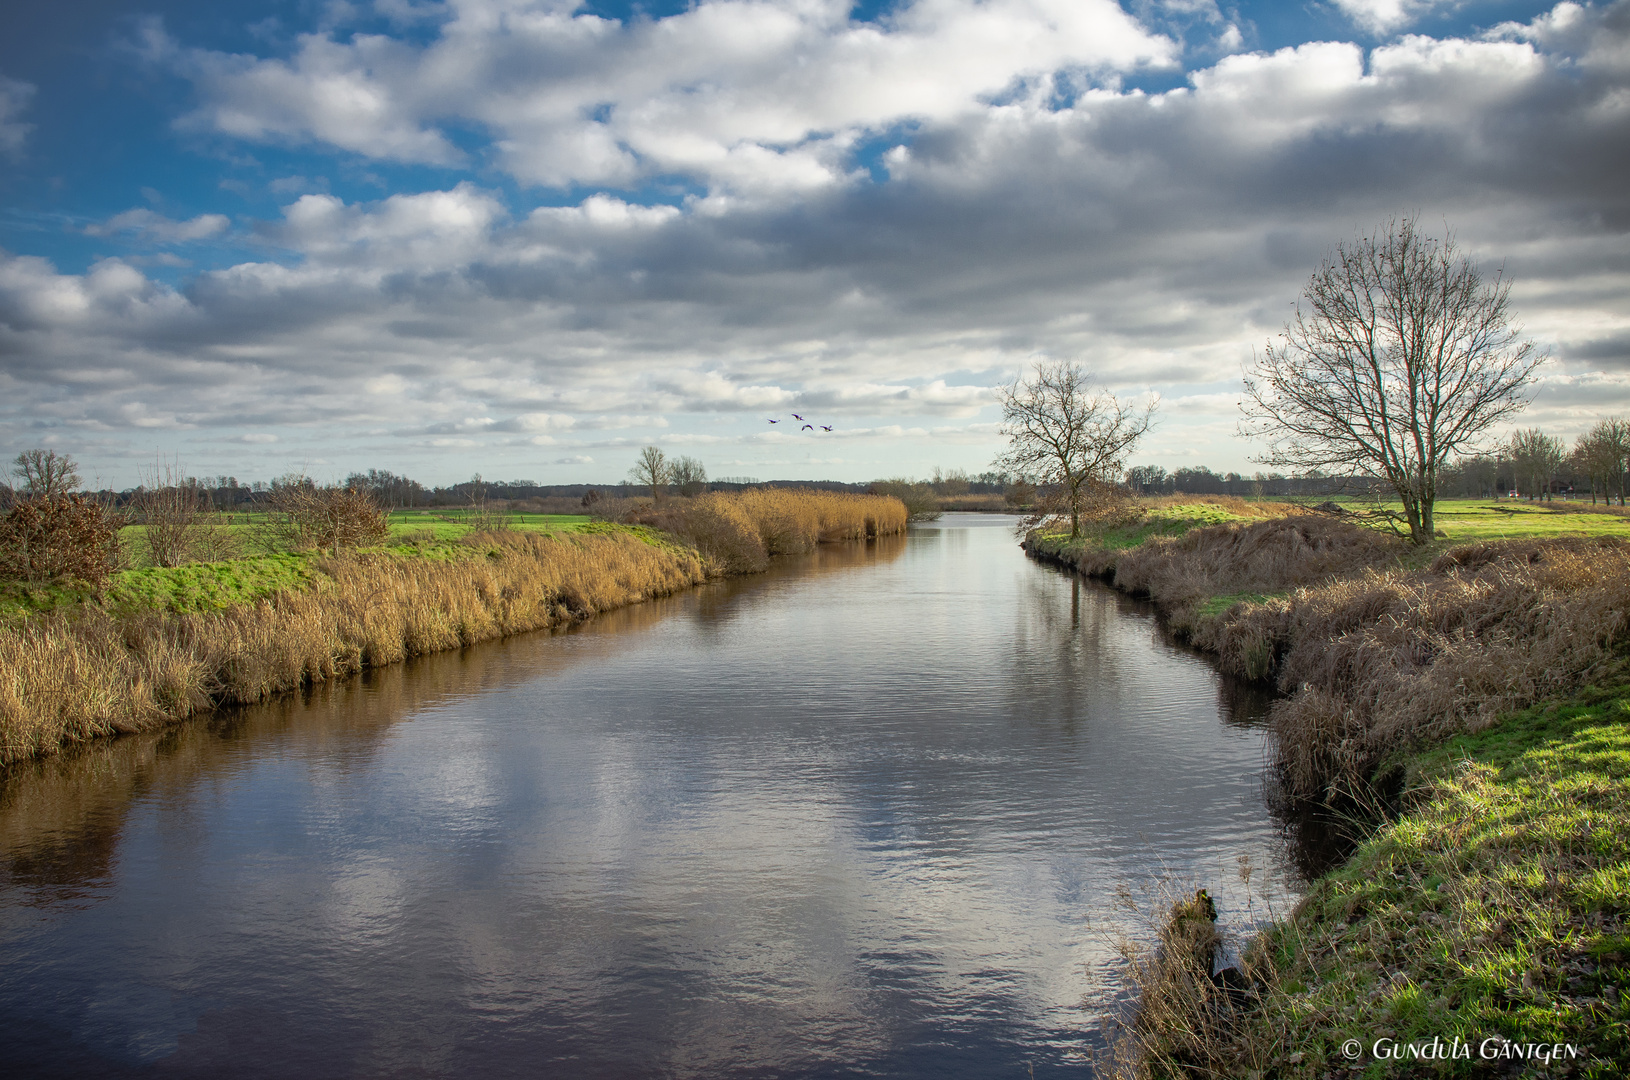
[264,483,388,554]
[0,495,121,587]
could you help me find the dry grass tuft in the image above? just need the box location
[1114,514,1406,641]
[1211,536,1630,799]
[0,530,707,764]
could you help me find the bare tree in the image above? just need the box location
[629,446,670,502]
[1573,418,1629,505]
[670,455,708,497]
[1507,428,1565,501]
[1242,217,1543,544]
[134,458,238,566]
[464,473,514,532]
[994,362,1154,538]
[12,449,82,500]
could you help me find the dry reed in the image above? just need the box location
[1114,513,1405,639]
[1211,536,1630,799]
[627,488,909,574]
[0,530,707,764]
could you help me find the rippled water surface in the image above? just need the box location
[1,515,1300,1078]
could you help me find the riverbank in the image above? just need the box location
[1022,498,1630,1077]
[0,491,907,767]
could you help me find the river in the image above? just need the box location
[0,514,1310,1078]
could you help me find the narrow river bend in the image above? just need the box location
[1,514,1302,1078]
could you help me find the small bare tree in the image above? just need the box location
[1241,217,1544,544]
[995,362,1154,538]
[670,455,708,497]
[264,476,388,554]
[134,459,238,566]
[12,449,81,500]
[464,473,514,532]
[630,446,670,502]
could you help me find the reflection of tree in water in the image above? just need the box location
[1007,565,1156,732]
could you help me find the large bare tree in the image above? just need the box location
[995,362,1154,539]
[1241,217,1543,544]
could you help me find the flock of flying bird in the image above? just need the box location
[767,413,833,432]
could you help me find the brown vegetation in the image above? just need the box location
[1029,507,1630,801]
[624,488,910,573]
[0,530,707,765]
[0,495,121,587]
[1216,536,1630,800]
[264,482,389,553]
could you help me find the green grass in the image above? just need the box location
[1038,502,1263,553]
[112,511,595,569]
[1196,591,1282,619]
[1429,501,1630,542]
[1230,687,1630,1077]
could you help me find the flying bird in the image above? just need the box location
[791,413,805,421]
[820,425,832,432]
[801,424,814,431]
[767,418,780,424]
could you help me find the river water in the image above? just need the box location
[0,515,1306,1078]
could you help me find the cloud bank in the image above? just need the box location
[2,1,1628,483]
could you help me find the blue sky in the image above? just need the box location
[2,0,1626,487]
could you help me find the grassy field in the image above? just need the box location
[112,509,595,567]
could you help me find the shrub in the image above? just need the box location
[0,495,120,587]
[264,482,388,554]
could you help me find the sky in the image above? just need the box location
[0,0,1627,488]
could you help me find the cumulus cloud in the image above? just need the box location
[0,74,36,156]
[169,0,1176,195]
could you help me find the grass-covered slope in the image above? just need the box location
[1119,687,1630,1078]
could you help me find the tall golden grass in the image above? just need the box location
[0,491,909,767]
[627,488,909,573]
[0,530,707,765]
[1213,536,1630,800]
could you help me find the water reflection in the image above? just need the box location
[2,516,1301,1079]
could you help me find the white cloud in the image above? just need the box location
[0,74,34,156]
[1330,0,1458,36]
[171,0,1175,195]
[86,209,232,244]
